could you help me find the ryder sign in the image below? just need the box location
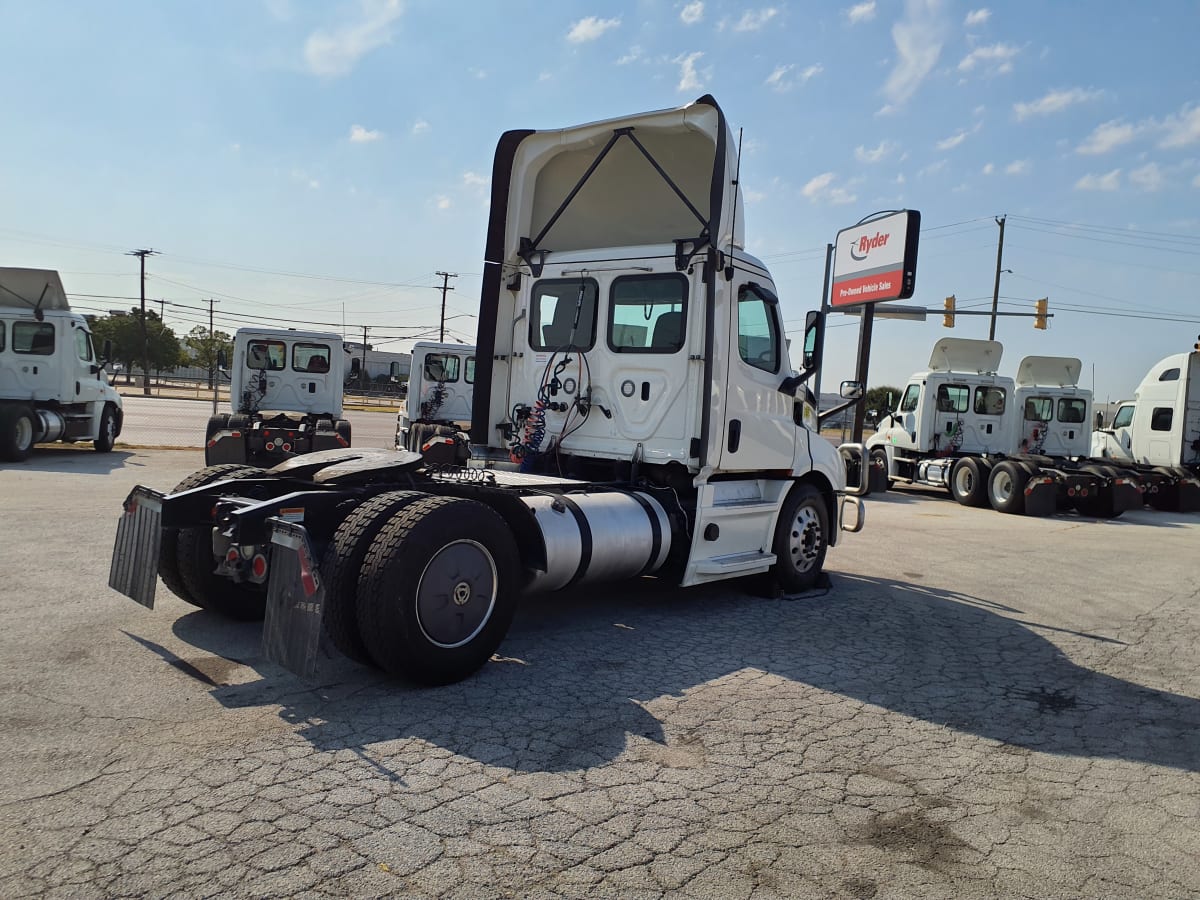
[831,210,920,308]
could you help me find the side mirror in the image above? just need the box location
[840,380,864,400]
[779,310,824,396]
[217,349,228,370]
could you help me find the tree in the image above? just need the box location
[184,326,234,388]
[864,385,903,424]
[91,309,182,384]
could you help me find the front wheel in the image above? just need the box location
[770,483,830,593]
[94,404,118,453]
[356,496,520,685]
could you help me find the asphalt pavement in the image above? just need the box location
[0,449,1198,898]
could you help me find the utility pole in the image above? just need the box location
[127,249,158,395]
[361,325,369,388]
[988,215,1006,341]
[435,271,457,342]
[208,298,220,413]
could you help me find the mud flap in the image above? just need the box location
[262,520,325,679]
[108,486,165,609]
[1176,473,1200,513]
[1022,476,1057,517]
[1109,476,1144,515]
[205,432,248,465]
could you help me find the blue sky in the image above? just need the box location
[1,0,1198,404]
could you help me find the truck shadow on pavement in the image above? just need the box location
[165,573,1200,776]
[5,448,142,474]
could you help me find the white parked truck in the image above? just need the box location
[109,96,868,685]
[394,341,475,465]
[1090,348,1200,512]
[867,338,1145,517]
[0,267,123,461]
[204,328,352,466]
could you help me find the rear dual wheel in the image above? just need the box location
[988,460,1029,515]
[158,464,265,618]
[355,496,520,685]
[951,457,992,508]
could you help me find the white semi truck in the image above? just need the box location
[204,327,352,466]
[109,96,868,685]
[1091,347,1200,512]
[394,341,475,464]
[867,338,1145,517]
[0,267,123,461]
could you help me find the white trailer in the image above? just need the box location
[204,328,352,466]
[0,267,123,461]
[1091,348,1200,511]
[868,339,1143,517]
[394,341,475,464]
[109,96,868,685]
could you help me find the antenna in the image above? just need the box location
[725,127,744,280]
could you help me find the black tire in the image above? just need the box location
[0,405,37,462]
[335,419,352,445]
[158,464,262,609]
[94,404,118,453]
[319,490,428,663]
[770,483,830,593]
[950,457,989,508]
[1146,466,1177,511]
[988,460,1029,514]
[869,447,890,494]
[356,496,520,685]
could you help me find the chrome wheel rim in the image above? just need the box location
[788,504,823,573]
[993,471,1014,504]
[14,414,33,452]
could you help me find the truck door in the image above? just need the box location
[72,324,104,407]
[879,383,920,450]
[714,280,795,471]
[1110,403,1134,454]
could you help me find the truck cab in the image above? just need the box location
[0,267,123,461]
[204,328,351,465]
[395,341,475,463]
[1012,356,1092,458]
[1093,351,1200,468]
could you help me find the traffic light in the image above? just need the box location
[943,295,955,328]
[1034,297,1048,330]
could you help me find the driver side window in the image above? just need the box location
[736,285,780,374]
[899,384,920,412]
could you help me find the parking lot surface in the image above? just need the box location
[1,447,1198,898]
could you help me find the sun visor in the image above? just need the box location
[927,338,1004,374]
[0,267,71,312]
[499,96,742,265]
[1014,356,1082,387]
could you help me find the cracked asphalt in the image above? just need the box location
[1,447,1198,898]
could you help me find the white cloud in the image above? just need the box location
[1193,173,1200,188]
[617,46,643,65]
[462,171,488,190]
[958,42,1019,75]
[846,2,876,24]
[469,67,488,79]
[304,0,404,77]
[855,140,895,163]
[982,162,995,175]
[566,16,620,43]
[1013,87,1103,120]
[800,172,857,205]
[1075,169,1121,191]
[680,1,704,25]
[264,0,292,21]
[539,71,553,81]
[734,8,779,31]
[765,62,822,91]
[918,159,947,177]
[675,51,705,91]
[1005,159,1030,175]
[744,189,766,203]
[964,8,990,27]
[411,119,430,135]
[1159,104,1200,149]
[435,195,452,210]
[883,0,946,108]
[936,130,968,151]
[1129,163,1164,191]
[1077,119,1138,155]
[308,179,320,190]
[349,124,381,143]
